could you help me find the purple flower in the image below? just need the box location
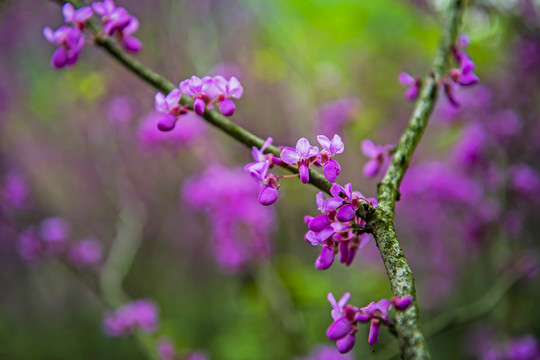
[138,112,206,149]
[450,54,479,87]
[214,76,243,116]
[179,76,216,115]
[245,137,274,171]
[103,300,159,337]
[68,238,102,267]
[509,164,540,196]
[43,25,84,68]
[157,338,176,360]
[398,72,422,101]
[62,3,93,29]
[106,96,136,124]
[280,138,319,184]
[317,134,344,183]
[506,335,540,360]
[2,172,29,209]
[17,228,43,262]
[361,139,392,178]
[247,161,280,206]
[326,292,359,354]
[183,165,275,273]
[358,299,392,345]
[39,217,71,251]
[155,89,183,131]
[92,0,142,52]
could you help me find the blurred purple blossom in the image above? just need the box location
[2,172,29,209]
[183,165,274,273]
[138,112,206,149]
[103,299,159,337]
[67,238,102,267]
[316,98,359,136]
[106,96,137,124]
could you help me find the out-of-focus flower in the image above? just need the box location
[67,238,102,267]
[157,338,176,360]
[2,172,29,209]
[39,217,71,252]
[17,228,43,262]
[106,96,137,124]
[138,112,206,149]
[361,139,393,178]
[316,98,359,136]
[183,165,275,273]
[103,300,159,337]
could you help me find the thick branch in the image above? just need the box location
[53,1,464,359]
[366,1,465,359]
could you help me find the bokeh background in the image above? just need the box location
[1,0,540,359]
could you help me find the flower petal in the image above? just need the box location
[280,147,300,164]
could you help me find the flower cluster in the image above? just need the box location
[304,183,376,270]
[43,3,91,68]
[17,217,102,267]
[444,34,479,107]
[361,139,393,178]
[92,0,142,52]
[155,75,243,131]
[103,299,159,337]
[183,165,274,273]
[244,135,345,206]
[326,293,413,353]
[43,1,142,69]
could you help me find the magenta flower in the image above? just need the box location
[398,72,422,101]
[17,228,43,262]
[67,238,102,267]
[154,89,183,131]
[280,138,320,184]
[103,300,159,337]
[157,338,176,360]
[43,25,84,68]
[450,54,479,86]
[39,217,71,252]
[213,76,244,116]
[92,0,142,52]
[245,137,274,171]
[138,112,205,149]
[317,134,344,183]
[361,139,392,178]
[326,292,360,354]
[179,76,216,115]
[62,3,93,29]
[247,160,280,206]
[2,172,29,209]
[358,299,392,345]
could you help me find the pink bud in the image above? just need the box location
[392,296,413,311]
[308,215,331,232]
[336,204,356,222]
[193,98,206,115]
[326,317,351,340]
[337,332,356,354]
[368,320,381,345]
[315,245,335,270]
[157,113,177,132]
[258,185,278,206]
[219,99,235,116]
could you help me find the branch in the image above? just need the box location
[53,1,464,359]
[364,1,465,359]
